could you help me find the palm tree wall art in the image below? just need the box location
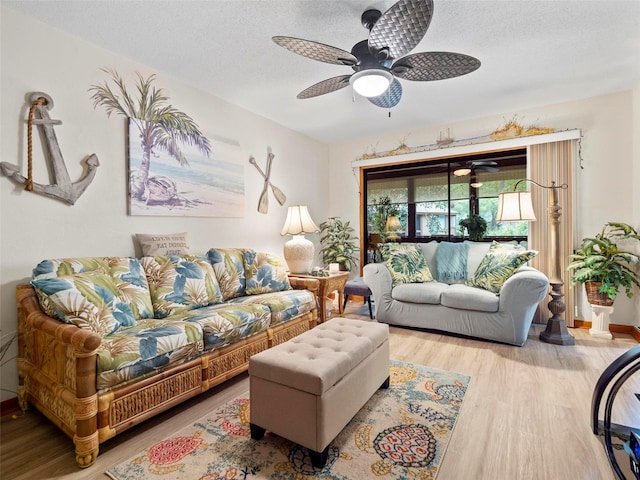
[90,68,244,217]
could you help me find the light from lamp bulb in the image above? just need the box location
[350,70,392,97]
[453,168,471,177]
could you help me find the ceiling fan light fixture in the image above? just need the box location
[453,168,471,176]
[350,69,393,97]
[470,182,483,188]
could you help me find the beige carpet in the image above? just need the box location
[107,360,470,480]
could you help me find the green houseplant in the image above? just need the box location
[318,217,359,272]
[459,213,488,242]
[567,222,640,304]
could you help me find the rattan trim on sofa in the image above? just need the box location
[16,282,318,468]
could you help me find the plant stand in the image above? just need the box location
[590,304,614,340]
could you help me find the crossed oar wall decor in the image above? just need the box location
[249,149,286,214]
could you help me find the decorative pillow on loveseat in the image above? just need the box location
[466,242,538,294]
[384,244,434,287]
[243,251,291,295]
[31,270,146,337]
[141,255,224,318]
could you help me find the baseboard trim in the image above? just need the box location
[573,319,640,342]
[0,397,20,417]
[574,319,591,329]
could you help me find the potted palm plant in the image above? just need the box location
[567,222,640,305]
[318,217,359,272]
[459,213,487,241]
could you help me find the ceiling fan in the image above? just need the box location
[272,0,481,109]
[453,161,499,188]
[453,161,499,177]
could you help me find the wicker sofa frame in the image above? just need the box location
[16,277,319,468]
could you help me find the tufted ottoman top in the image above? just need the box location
[249,318,388,396]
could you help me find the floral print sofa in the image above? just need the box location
[17,248,318,468]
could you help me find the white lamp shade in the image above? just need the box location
[280,205,319,236]
[496,191,537,222]
[350,69,393,97]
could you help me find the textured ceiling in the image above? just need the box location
[4,0,640,144]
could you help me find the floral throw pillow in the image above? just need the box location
[244,251,291,295]
[466,241,538,294]
[385,245,434,287]
[206,248,248,300]
[33,257,113,280]
[31,271,140,337]
[141,255,224,318]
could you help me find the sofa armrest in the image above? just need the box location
[498,267,550,340]
[17,284,102,467]
[363,263,394,319]
[499,266,549,309]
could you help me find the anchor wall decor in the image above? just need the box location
[0,91,99,205]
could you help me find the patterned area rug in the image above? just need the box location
[107,361,470,480]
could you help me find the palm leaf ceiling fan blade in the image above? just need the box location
[472,161,498,172]
[392,51,481,81]
[369,0,434,59]
[474,166,499,173]
[273,0,480,106]
[456,161,500,176]
[369,78,403,108]
[297,75,352,99]
[272,36,357,66]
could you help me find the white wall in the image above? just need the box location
[329,90,637,327]
[633,81,640,329]
[0,8,329,402]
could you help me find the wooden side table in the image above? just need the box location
[288,272,348,323]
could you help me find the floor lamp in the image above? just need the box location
[496,179,575,346]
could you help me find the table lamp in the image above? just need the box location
[385,216,402,242]
[280,205,319,274]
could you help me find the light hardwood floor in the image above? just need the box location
[1,301,638,479]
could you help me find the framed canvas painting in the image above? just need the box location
[126,120,244,217]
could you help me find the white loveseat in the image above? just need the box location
[363,241,549,346]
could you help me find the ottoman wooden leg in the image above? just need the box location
[250,423,266,440]
[309,445,330,468]
[380,376,390,389]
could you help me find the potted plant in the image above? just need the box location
[318,217,359,271]
[567,222,640,305]
[459,213,487,241]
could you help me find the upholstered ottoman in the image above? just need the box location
[249,317,390,467]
